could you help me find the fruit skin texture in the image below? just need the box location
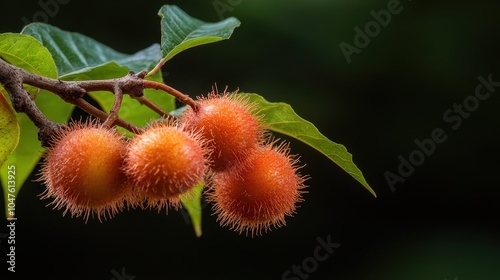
[39,121,131,221]
[209,141,307,236]
[180,92,264,171]
[124,121,209,211]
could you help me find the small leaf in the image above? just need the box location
[0,92,20,169]
[180,181,205,237]
[158,5,240,62]
[21,23,162,78]
[244,93,376,197]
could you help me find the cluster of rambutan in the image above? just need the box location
[39,92,307,236]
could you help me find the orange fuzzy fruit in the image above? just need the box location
[124,121,209,211]
[180,92,264,171]
[208,141,307,236]
[39,120,131,221]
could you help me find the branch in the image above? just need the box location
[102,85,124,128]
[0,59,63,146]
[0,59,198,146]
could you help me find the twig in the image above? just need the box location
[73,98,142,134]
[0,59,63,146]
[0,58,197,145]
[143,80,199,112]
[102,86,124,128]
[132,95,172,118]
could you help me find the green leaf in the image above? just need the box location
[60,62,129,81]
[21,23,162,78]
[244,93,376,197]
[180,181,205,237]
[0,33,74,219]
[158,5,240,62]
[0,92,20,170]
[0,33,57,78]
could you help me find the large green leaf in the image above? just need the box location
[180,181,205,237]
[244,93,376,197]
[158,5,241,62]
[21,23,162,78]
[0,33,73,218]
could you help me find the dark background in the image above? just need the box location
[1,0,500,279]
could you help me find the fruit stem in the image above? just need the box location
[102,86,124,128]
[73,98,143,134]
[132,95,175,119]
[142,80,199,112]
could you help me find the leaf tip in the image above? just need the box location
[194,225,203,238]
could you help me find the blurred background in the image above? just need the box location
[1,0,500,279]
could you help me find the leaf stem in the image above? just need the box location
[146,57,168,78]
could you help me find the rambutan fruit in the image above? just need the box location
[39,120,132,221]
[180,91,264,171]
[208,141,307,236]
[123,120,210,211]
